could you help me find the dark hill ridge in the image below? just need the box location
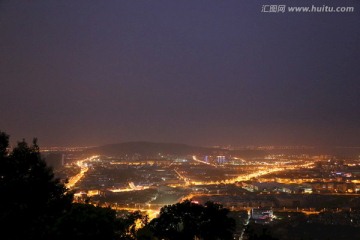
[86,142,265,158]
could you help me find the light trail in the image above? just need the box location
[182,161,315,186]
[111,206,160,221]
[65,155,99,189]
[174,168,190,185]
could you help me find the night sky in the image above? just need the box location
[1,0,359,147]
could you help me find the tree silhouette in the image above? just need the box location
[52,203,118,240]
[199,201,236,240]
[0,132,73,240]
[115,210,148,240]
[0,131,141,240]
[149,200,235,240]
[245,223,279,240]
[0,131,9,158]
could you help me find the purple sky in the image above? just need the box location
[1,0,360,147]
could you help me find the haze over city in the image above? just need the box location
[1,0,359,147]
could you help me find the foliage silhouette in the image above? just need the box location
[149,200,235,240]
[0,132,73,239]
[52,203,118,240]
[0,131,141,240]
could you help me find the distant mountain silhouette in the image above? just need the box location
[86,142,265,158]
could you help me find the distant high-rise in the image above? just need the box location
[217,156,226,164]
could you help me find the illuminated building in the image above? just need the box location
[217,156,226,164]
[251,208,273,222]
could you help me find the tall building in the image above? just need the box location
[216,156,226,164]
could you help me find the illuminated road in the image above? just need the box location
[68,154,315,190]
[174,168,190,185]
[111,206,160,221]
[67,155,318,221]
[65,155,98,189]
[227,161,315,184]
[178,161,315,186]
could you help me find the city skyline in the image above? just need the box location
[1,0,359,147]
